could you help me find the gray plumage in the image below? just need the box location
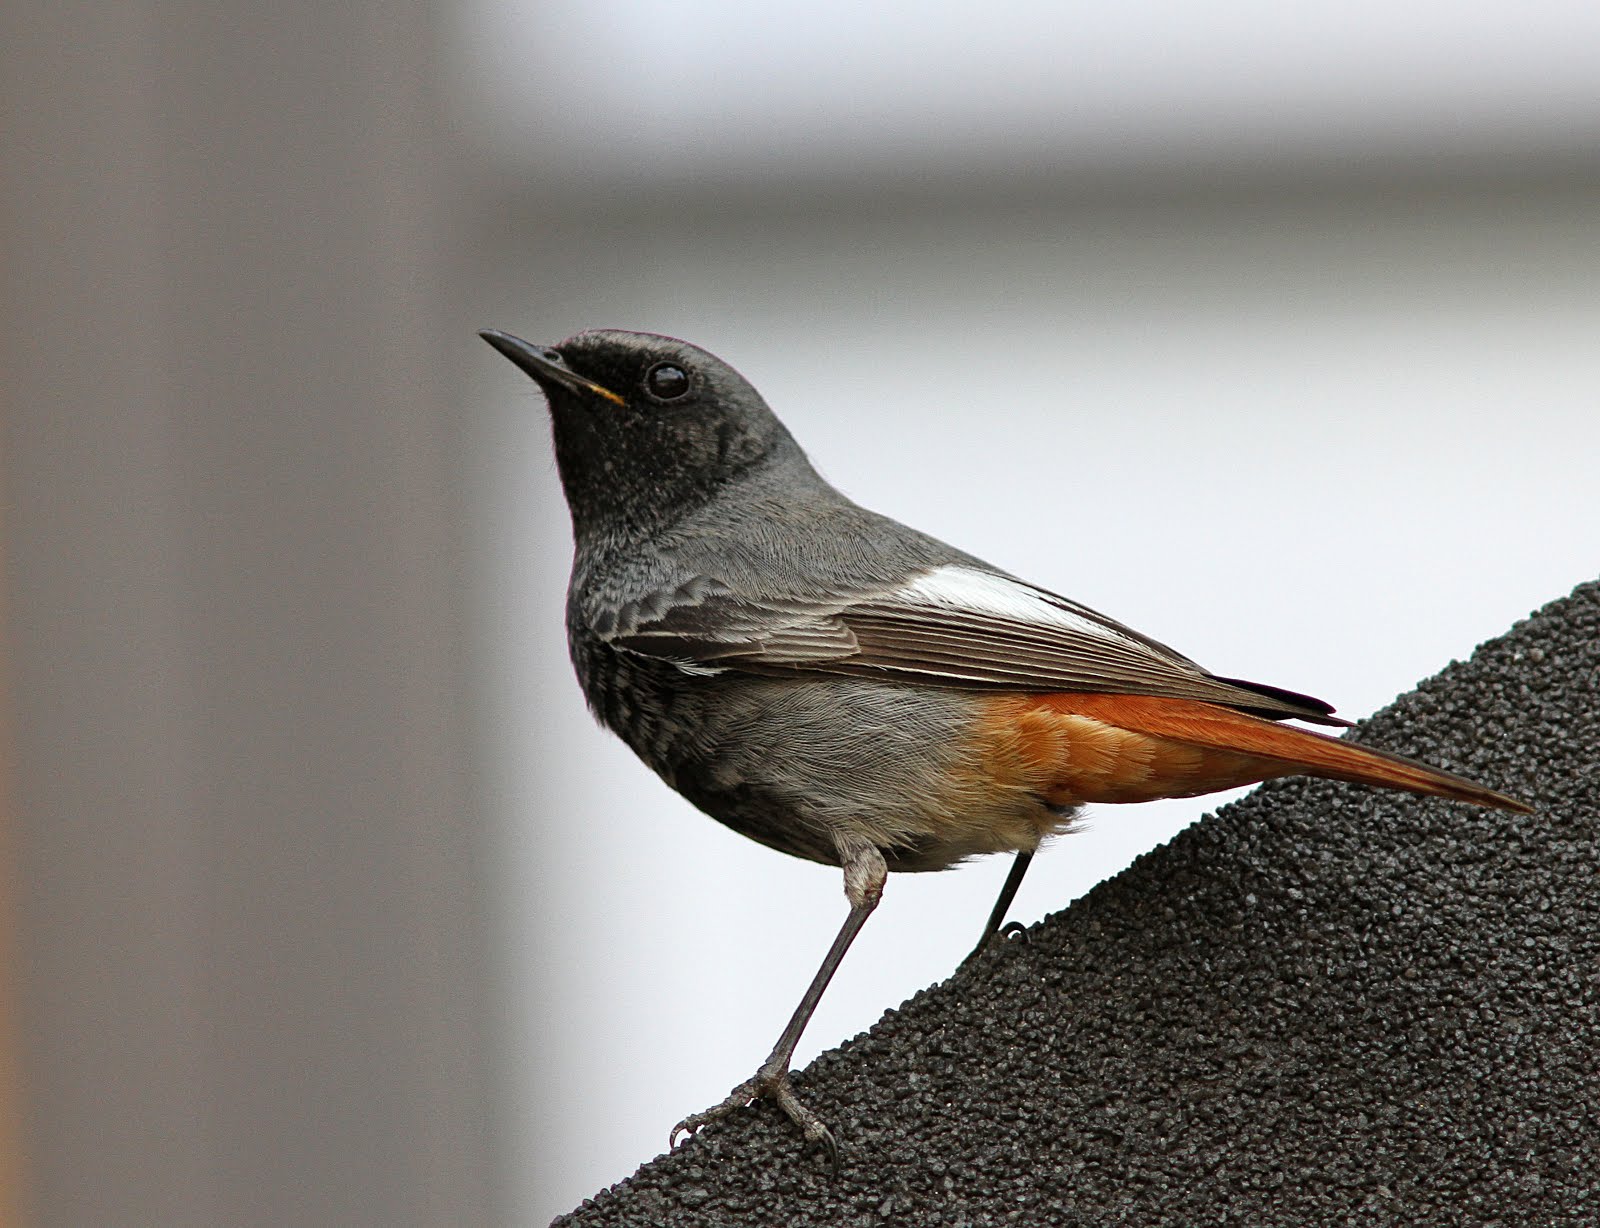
[478,325,1375,1159]
[486,328,1341,872]
[481,324,1527,1161]
[480,329,1344,869]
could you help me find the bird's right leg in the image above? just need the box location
[670,838,886,1166]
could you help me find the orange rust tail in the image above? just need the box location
[1040,694,1532,813]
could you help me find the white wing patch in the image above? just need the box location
[894,565,1140,647]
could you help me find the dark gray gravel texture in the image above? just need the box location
[556,580,1600,1227]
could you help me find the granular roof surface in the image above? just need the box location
[556,580,1600,1227]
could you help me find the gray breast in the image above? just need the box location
[570,628,982,869]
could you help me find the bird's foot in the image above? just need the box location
[670,1060,838,1169]
[959,919,1031,971]
[998,919,1030,943]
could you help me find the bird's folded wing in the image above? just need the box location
[605,564,1344,725]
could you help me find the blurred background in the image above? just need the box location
[4,3,1599,1225]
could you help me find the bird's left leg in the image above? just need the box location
[960,848,1034,967]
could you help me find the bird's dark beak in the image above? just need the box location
[478,329,624,406]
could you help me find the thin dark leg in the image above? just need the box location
[961,849,1033,966]
[759,897,876,1077]
[670,844,886,1165]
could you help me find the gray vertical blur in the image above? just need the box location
[1,6,494,1226]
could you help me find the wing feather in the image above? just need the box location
[606,564,1344,725]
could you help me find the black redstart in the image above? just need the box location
[480,326,1529,1161]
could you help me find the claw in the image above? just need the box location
[668,1076,757,1150]
[808,1119,840,1173]
[669,1066,839,1166]
[959,919,1028,971]
[766,1071,838,1167]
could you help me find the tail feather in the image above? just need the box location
[1043,694,1532,814]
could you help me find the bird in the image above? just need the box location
[479,326,1530,1163]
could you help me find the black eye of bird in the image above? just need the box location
[644,362,691,401]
